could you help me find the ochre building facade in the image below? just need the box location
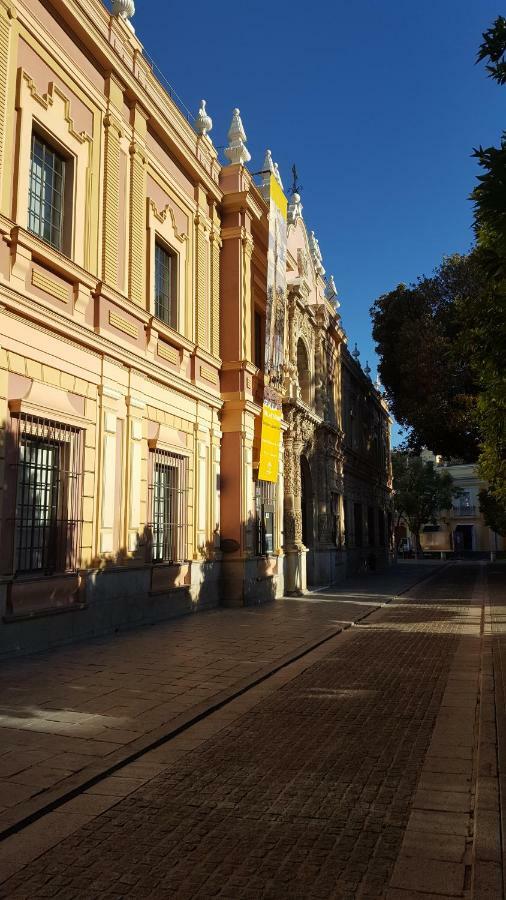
[0,0,391,656]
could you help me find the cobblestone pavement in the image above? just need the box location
[0,562,499,899]
[0,563,438,834]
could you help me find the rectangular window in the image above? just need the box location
[148,449,188,563]
[155,241,177,327]
[11,414,83,575]
[255,480,276,555]
[28,133,66,251]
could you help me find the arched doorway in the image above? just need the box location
[301,455,314,585]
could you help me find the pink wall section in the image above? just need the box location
[18,39,94,137]
[146,129,194,200]
[20,0,105,92]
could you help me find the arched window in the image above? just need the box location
[297,339,311,404]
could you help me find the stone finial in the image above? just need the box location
[260,149,275,197]
[224,108,251,166]
[375,373,382,391]
[273,162,283,190]
[112,0,135,26]
[352,343,360,361]
[364,361,371,378]
[309,230,325,277]
[325,274,340,307]
[195,100,212,137]
[287,191,303,225]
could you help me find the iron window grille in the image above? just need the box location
[255,480,276,556]
[10,414,83,575]
[148,449,188,563]
[28,133,66,252]
[154,241,176,326]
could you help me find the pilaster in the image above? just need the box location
[128,102,148,306]
[0,1,16,218]
[102,75,124,288]
[194,186,210,351]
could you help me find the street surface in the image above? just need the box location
[0,561,504,899]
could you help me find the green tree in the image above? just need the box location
[479,488,506,537]
[370,253,484,461]
[470,16,506,508]
[392,451,460,556]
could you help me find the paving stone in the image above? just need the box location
[390,856,465,895]
[0,563,490,899]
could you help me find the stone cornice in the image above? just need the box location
[22,0,222,201]
[0,282,223,410]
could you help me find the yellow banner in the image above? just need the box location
[269,174,288,220]
[258,404,282,483]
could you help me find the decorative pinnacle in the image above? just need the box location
[112,0,135,26]
[364,361,371,377]
[287,191,303,225]
[325,274,339,304]
[308,230,325,277]
[195,100,212,137]
[352,343,361,361]
[224,108,251,166]
[273,162,283,190]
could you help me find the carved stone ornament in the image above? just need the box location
[112,0,135,24]
[288,191,303,225]
[308,230,325,277]
[260,149,275,199]
[325,274,340,310]
[195,100,213,137]
[224,108,251,166]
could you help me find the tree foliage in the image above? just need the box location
[479,488,506,537]
[392,451,459,552]
[470,17,506,507]
[370,253,483,461]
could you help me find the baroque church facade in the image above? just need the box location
[0,0,391,656]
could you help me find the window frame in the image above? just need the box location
[254,479,276,556]
[148,447,189,564]
[154,238,178,329]
[10,413,84,577]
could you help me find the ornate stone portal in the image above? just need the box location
[281,234,346,592]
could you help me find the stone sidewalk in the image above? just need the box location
[0,561,497,898]
[0,563,440,838]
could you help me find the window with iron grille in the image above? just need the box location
[28,133,66,252]
[255,480,276,556]
[154,241,177,327]
[11,414,83,575]
[148,449,188,563]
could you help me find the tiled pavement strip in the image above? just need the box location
[0,562,440,839]
[0,562,503,898]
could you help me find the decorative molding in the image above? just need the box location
[148,199,187,242]
[200,365,216,385]
[31,269,69,304]
[99,385,123,400]
[109,310,138,338]
[157,341,179,364]
[19,72,92,146]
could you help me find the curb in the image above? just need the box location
[0,562,448,843]
[472,566,505,898]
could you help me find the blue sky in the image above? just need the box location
[132,1,503,443]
